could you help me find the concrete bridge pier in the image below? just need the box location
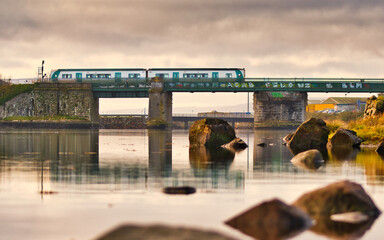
[253,91,307,128]
[148,77,173,128]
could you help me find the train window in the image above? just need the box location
[62,74,72,79]
[129,74,141,78]
[97,74,111,79]
[183,73,208,78]
[226,73,232,78]
[155,73,169,78]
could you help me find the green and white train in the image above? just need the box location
[50,68,245,83]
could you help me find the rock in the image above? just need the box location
[290,149,323,170]
[189,118,236,148]
[364,95,384,118]
[376,140,384,156]
[283,132,294,144]
[225,199,312,240]
[162,186,196,195]
[257,142,267,147]
[221,138,248,151]
[330,212,369,224]
[328,128,362,148]
[95,224,236,240]
[287,118,330,154]
[293,180,381,218]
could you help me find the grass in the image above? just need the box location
[2,115,88,121]
[0,84,36,106]
[307,111,384,145]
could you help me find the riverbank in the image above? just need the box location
[0,120,99,129]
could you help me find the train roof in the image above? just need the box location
[148,68,245,71]
[52,68,147,72]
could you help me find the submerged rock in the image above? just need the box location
[328,128,362,148]
[290,149,323,170]
[225,199,312,240]
[95,224,236,240]
[189,118,236,148]
[162,186,196,195]
[221,137,248,152]
[287,118,329,154]
[293,180,381,218]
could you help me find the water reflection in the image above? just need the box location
[329,146,360,161]
[148,129,172,178]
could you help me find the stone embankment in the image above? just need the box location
[99,116,147,129]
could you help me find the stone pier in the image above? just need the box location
[253,91,307,128]
[147,77,173,128]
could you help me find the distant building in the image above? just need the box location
[320,97,367,112]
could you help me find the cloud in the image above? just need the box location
[1,0,384,78]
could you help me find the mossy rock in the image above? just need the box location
[189,118,236,148]
[287,118,330,154]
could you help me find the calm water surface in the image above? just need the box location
[0,129,384,240]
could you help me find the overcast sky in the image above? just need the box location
[1,0,383,112]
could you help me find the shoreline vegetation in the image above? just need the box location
[307,111,383,146]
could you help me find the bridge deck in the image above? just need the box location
[69,77,384,97]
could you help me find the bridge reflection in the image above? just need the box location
[1,129,384,191]
[0,129,244,191]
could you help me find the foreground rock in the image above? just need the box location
[328,128,362,148]
[221,138,248,152]
[293,181,381,239]
[189,118,236,148]
[96,224,236,240]
[293,180,381,218]
[286,118,329,154]
[290,149,323,170]
[225,199,312,240]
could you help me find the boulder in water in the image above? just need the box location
[189,118,236,148]
[225,199,312,240]
[328,128,362,148]
[221,137,248,152]
[290,149,323,170]
[293,180,381,218]
[287,118,329,154]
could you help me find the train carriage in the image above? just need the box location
[50,68,147,83]
[148,68,245,81]
[50,68,245,83]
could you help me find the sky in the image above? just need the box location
[1,0,384,113]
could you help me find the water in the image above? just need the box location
[0,129,383,240]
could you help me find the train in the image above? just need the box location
[50,68,245,83]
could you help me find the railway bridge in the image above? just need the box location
[90,77,381,128]
[3,77,383,128]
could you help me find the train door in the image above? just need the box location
[115,72,121,83]
[76,73,82,83]
[212,72,219,81]
[173,72,179,82]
